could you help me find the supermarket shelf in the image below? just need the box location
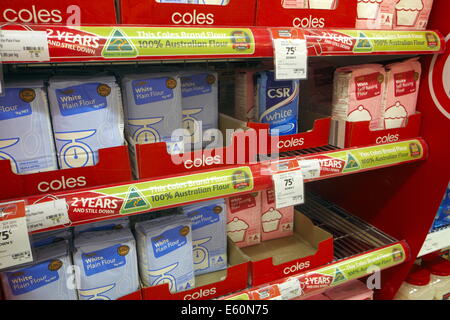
[11,138,428,234]
[0,24,445,64]
[418,225,450,257]
[221,194,410,300]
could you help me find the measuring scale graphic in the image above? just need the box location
[182,108,202,143]
[0,138,19,173]
[149,263,179,291]
[192,237,211,271]
[79,284,116,300]
[128,118,163,144]
[55,130,96,168]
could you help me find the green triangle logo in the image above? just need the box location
[120,186,151,214]
[344,153,360,171]
[333,267,347,284]
[354,32,373,53]
[102,29,138,58]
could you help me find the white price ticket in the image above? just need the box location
[0,30,50,62]
[0,201,33,270]
[271,28,307,80]
[299,159,321,180]
[272,159,305,209]
[26,199,70,232]
[278,278,302,300]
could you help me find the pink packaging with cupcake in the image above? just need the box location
[383,58,421,129]
[356,0,396,29]
[394,0,434,30]
[332,64,386,130]
[226,192,262,248]
[261,189,294,241]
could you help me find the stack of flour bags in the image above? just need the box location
[0,74,125,174]
[0,217,139,300]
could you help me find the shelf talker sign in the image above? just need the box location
[67,167,254,222]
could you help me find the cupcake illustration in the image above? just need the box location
[396,0,424,27]
[347,105,372,122]
[384,102,408,129]
[262,208,282,233]
[227,218,249,243]
[357,0,382,20]
[308,0,336,10]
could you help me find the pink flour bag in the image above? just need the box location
[226,192,261,248]
[356,0,396,29]
[332,64,386,130]
[394,0,434,30]
[383,58,421,129]
[260,189,294,241]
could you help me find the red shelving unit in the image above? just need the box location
[0,3,448,300]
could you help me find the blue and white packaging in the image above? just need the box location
[31,229,72,248]
[47,75,125,169]
[180,71,218,150]
[180,199,227,276]
[256,71,300,136]
[0,81,58,174]
[0,241,78,300]
[432,182,450,230]
[74,218,130,235]
[121,73,183,155]
[135,215,195,293]
[73,228,140,300]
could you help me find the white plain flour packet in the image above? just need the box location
[47,75,125,169]
[121,73,183,155]
[0,81,58,174]
[1,241,78,300]
[180,71,219,150]
[135,215,195,293]
[73,228,140,300]
[181,199,227,275]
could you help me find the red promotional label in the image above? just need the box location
[299,273,334,294]
[28,191,123,225]
[305,30,357,56]
[355,72,382,100]
[228,193,257,213]
[394,70,417,97]
[314,155,346,176]
[266,189,275,205]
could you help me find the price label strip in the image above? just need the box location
[26,199,70,232]
[0,201,33,270]
[271,159,305,209]
[298,159,321,180]
[0,30,50,62]
[270,28,307,80]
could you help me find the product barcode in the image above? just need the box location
[12,251,31,260]
[23,46,44,51]
[46,213,64,220]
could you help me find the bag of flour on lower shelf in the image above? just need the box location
[47,75,125,169]
[0,241,78,300]
[135,215,195,293]
[180,199,227,276]
[73,228,140,300]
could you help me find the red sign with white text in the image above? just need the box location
[256,0,357,28]
[119,0,257,26]
[0,1,117,25]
